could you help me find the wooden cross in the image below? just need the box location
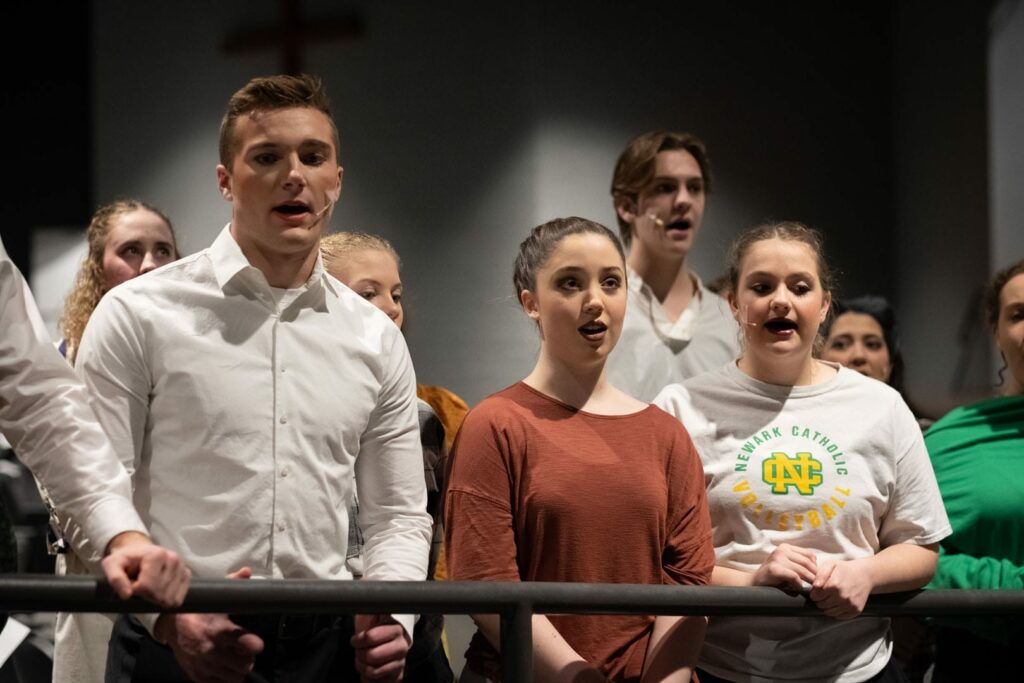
[223,0,363,75]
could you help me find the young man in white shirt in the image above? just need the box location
[0,238,190,613]
[605,131,740,401]
[76,75,432,682]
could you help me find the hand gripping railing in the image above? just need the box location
[2,576,1022,682]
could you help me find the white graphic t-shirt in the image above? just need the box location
[655,362,951,683]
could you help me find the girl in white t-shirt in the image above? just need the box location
[655,222,950,683]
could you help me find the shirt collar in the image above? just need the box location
[626,266,706,305]
[209,224,339,298]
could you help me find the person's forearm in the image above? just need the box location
[710,565,753,586]
[863,543,938,593]
[931,547,1024,590]
[641,616,705,683]
[472,614,606,683]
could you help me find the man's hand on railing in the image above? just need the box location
[102,530,191,607]
[153,567,264,683]
[351,614,410,682]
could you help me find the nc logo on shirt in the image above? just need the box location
[762,451,823,495]
[728,424,855,532]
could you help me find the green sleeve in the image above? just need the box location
[930,546,1024,645]
[930,545,1024,591]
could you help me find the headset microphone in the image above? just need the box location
[309,186,342,229]
[740,305,758,327]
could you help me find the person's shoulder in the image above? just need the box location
[327,273,399,324]
[642,400,694,434]
[834,365,903,404]
[695,277,735,315]
[106,251,212,303]
[324,274,405,344]
[927,394,1024,442]
[469,383,531,416]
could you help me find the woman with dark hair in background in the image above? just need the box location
[925,259,1024,682]
[821,295,932,427]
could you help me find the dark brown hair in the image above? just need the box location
[513,217,625,299]
[983,259,1024,330]
[219,74,339,166]
[610,131,712,246]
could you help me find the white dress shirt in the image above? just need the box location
[0,237,146,554]
[605,268,741,401]
[75,226,432,634]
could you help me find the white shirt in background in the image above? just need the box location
[0,237,146,552]
[606,268,739,401]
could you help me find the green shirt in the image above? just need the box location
[926,395,1024,644]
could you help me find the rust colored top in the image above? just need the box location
[445,382,714,682]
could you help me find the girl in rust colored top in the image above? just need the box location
[445,217,715,683]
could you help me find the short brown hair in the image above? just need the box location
[610,131,713,246]
[219,74,339,166]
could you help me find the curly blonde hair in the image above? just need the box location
[60,200,177,363]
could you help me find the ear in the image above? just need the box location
[614,192,639,231]
[820,291,832,324]
[727,290,741,322]
[520,289,540,321]
[336,165,344,196]
[216,164,233,202]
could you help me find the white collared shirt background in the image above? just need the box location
[0,237,146,554]
[605,267,741,402]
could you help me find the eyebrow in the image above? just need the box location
[246,139,334,153]
[745,271,816,280]
[651,174,703,183]
[112,238,170,248]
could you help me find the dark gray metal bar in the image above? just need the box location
[1,575,1022,617]
[500,602,533,683]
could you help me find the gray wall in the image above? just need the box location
[990,0,1024,272]
[90,1,1007,409]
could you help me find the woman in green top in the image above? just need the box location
[925,259,1023,681]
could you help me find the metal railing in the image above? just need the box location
[2,576,1022,682]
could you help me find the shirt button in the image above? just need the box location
[280,468,288,478]
[277,523,286,532]
[279,416,288,424]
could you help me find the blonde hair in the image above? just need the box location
[60,200,177,364]
[320,232,400,273]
